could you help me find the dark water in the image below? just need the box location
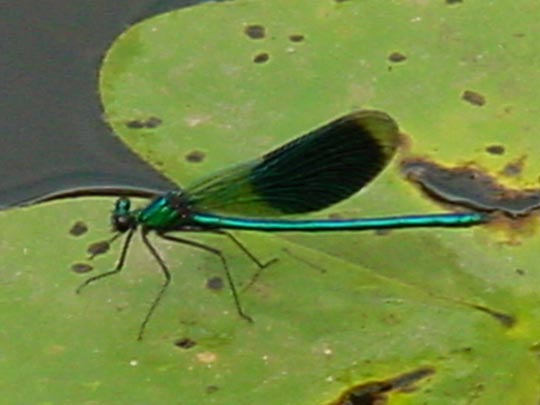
[0,0,217,208]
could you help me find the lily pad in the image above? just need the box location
[1,1,539,403]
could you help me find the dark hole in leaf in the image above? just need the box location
[206,276,224,291]
[71,263,93,274]
[69,221,88,237]
[253,52,270,63]
[388,52,407,63]
[186,150,206,163]
[244,24,266,39]
[485,145,505,155]
[87,240,110,259]
[289,34,305,42]
[175,337,197,349]
[462,90,486,106]
[126,116,162,129]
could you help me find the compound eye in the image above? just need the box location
[115,197,131,213]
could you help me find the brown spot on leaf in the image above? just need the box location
[174,337,197,349]
[126,116,162,129]
[288,34,305,42]
[401,158,540,216]
[253,52,270,63]
[244,24,266,39]
[69,221,88,236]
[185,150,206,163]
[388,52,407,63]
[87,240,110,259]
[462,90,486,106]
[206,276,224,291]
[501,156,525,177]
[71,263,93,274]
[329,367,435,405]
[485,145,505,155]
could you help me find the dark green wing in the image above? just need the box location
[186,110,400,217]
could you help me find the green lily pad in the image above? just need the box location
[1,1,539,403]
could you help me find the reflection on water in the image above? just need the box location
[0,0,208,209]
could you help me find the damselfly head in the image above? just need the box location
[111,197,137,232]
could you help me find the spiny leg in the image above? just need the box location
[210,230,278,292]
[158,232,254,324]
[76,229,135,294]
[138,229,171,341]
[211,230,278,269]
